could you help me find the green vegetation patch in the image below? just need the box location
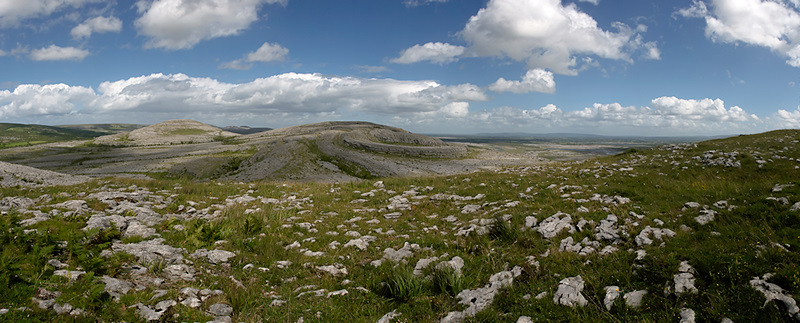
[0,123,105,149]
[304,139,376,179]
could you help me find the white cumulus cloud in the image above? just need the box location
[0,83,95,118]
[391,42,465,64]
[677,0,800,67]
[29,45,89,61]
[135,0,286,50]
[468,97,762,135]
[71,16,122,39]
[0,0,102,27]
[488,68,556,94]
[774,106,800,128]
[650,96,758,122]
[220,42,289,70]
[460,0,657,75]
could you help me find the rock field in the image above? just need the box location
[0,128,799,322]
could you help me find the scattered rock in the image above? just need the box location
[441,266,522,323]
[634,226,676,246]
[191,249,236,264]
[135,300,176,322]
[604,286,620,310]
[377,309,401,323]
[436,256,465,277]
[679,307,696,323]
[383,243,419,263]
[594,214,620,242]
[53,270,86,281]
[674,261,698,295]
[112,238,185,266]
[623,290,647,308]
[750,273,800,320]
[553,276,587,307]
[536,212,574,239]
[102,276,133,300]
[123,221,157,238]
[316,264,348,277]
[326,289,348,297]
[208,303,234,316]
[694,209,717,225]
[516,316,533,323]
[414,256,439,276]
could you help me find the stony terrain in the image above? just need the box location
[1,128,799,322]
[0,120,543,182]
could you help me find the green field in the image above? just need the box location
[0,123,107,149]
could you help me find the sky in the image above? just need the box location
[1,0,800,136]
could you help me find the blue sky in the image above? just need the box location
[1,0,800,136]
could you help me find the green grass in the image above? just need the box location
[2,129,800,321]
[0,123,105,149]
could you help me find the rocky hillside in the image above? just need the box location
[93,119,239,146]
[0,120,541,182]
[0,129,799,322]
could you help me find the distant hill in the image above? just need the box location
[58,123,145,134]
[220,126,273,135]
[0,123,106,148]
[92,119,240,146]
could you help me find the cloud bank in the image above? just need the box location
[0,73,486,123]
[0,72,787,135]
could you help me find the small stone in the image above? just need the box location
[516,316,534,323]
[181,297,202,308]
[377,309,400,323]
[326,289,348,297]
[603,286,620,310]
[623,290,647,308]
[102,276,133,300]
[679,308,696,323]
[53,270,86,281]
[208,303,233,316]
[316,264,348,277]
[553,276,587,307]
[52,303,74,315]
[384,212,402,219]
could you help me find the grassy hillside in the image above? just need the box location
[58,123,145,134]
[0,123,106,148]
[1,130,799,322]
